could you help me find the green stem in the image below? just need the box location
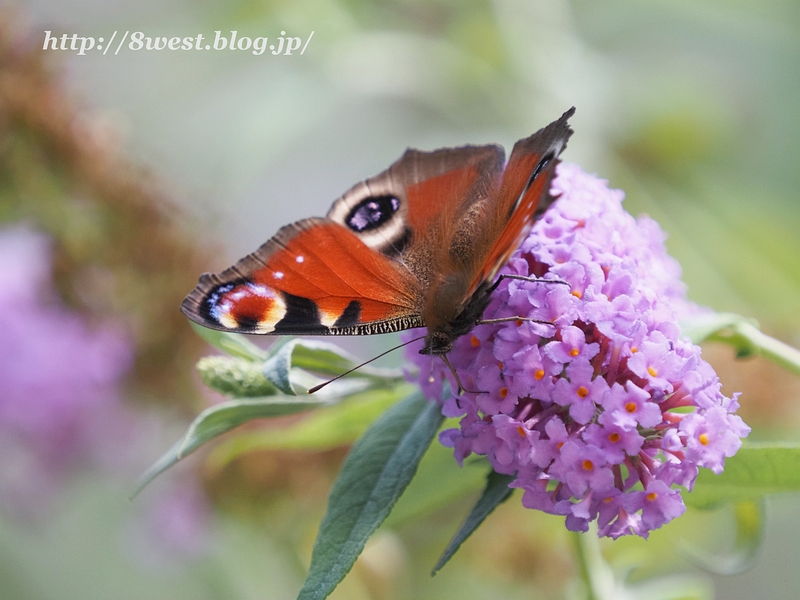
[572,526,617,600]
[572,531,597,600]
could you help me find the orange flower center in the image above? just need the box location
[646,492,658,501]
[699,433,710,446]
[470,335,480,348]
[571,290,583,299]
[625,402,637,413]
[517,426,526,437]
[499,387,508,399]
[647,366,658,377]
[582,460,594,471]
[569,347,580,357]
[534,369,545,381]
[608,432,621,443]
[577,386,589,398]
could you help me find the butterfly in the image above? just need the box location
[182,108,575,364]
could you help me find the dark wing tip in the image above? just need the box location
[510,107,576,160]
[541,106,576,149]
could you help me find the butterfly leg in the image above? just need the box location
[476,316,555,327]
[441,354,483,396]
[489,273,570,292]
[476,274,567,326]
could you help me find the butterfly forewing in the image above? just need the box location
[326,144,505,274]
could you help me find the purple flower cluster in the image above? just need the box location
[0,227,134,516]
[405,163,750,538]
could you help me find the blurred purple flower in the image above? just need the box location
[404,163,750,538]
[124,477,213,570]
[0,226,214,562]
[0,226,134,515]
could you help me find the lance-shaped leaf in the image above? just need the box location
[686,444,800,509]
[297,390,443,600]
[432,471,515,576]
[207,387,410,469]
[263,338,405,395]
[384,444,490,528]
[132,395,328,498]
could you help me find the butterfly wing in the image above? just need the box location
[467,107,575,294]
[181,144,505,336]
[181,218,425,334]
[417,109,575,353]
[326,143,505,281]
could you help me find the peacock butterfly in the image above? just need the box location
[182,108,575,361]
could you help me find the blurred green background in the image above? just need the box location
[1,0,799,598]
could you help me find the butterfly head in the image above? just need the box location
[419,330,454,355]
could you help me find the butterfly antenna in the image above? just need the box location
[307,335,426,394]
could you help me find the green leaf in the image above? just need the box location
[384,443,490,528]
[680,312,756,346]
[432,471,515,576]
[189,321,268,361]
[680,500,765,575]
[680,312,800,375]
[686,444,800,509]
[297,390,443,600]
[262,338,404,395]
[132,395,328,498]
[206,386,411,469]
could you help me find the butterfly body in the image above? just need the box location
[182,108,575,356]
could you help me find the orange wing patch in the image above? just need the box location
[405,168,479,232]
[478,151,551,283]
[469,109,574,294]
